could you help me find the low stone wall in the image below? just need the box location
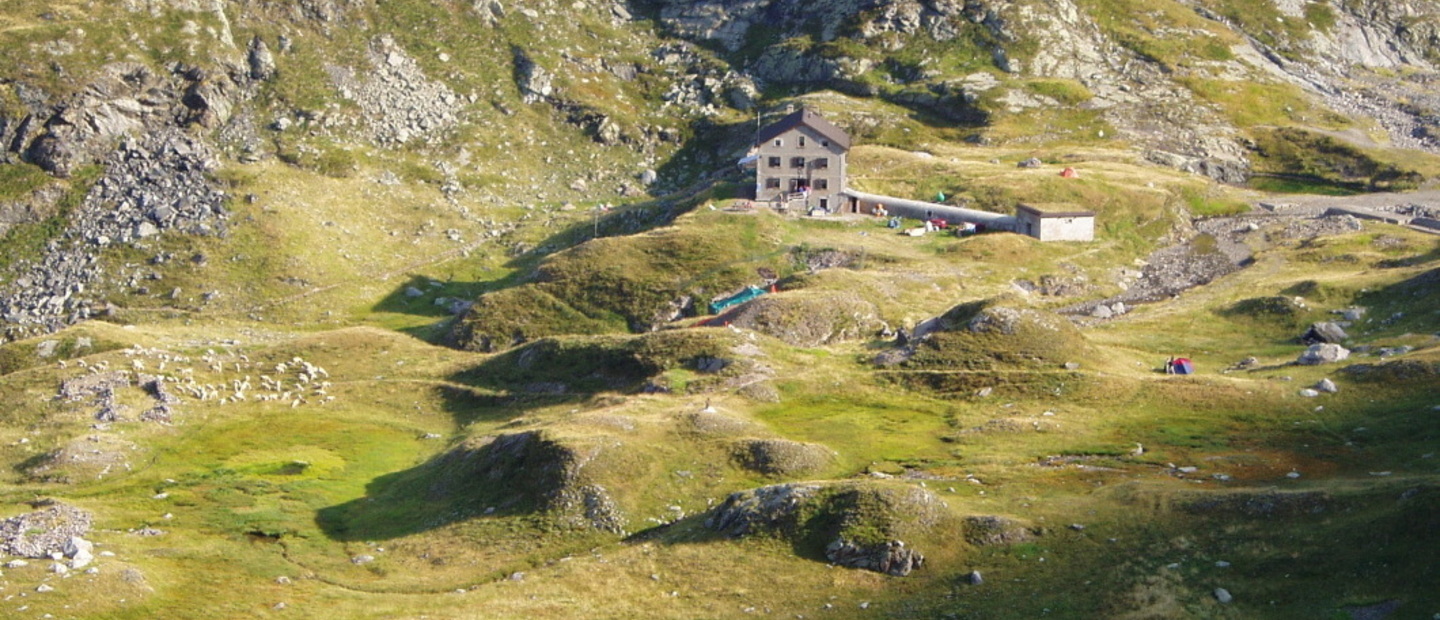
[1412,217,1440,231]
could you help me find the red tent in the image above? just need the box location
[1059,167,1079,178]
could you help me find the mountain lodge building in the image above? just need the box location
[750,108,851,212]
[742,108,1094,242]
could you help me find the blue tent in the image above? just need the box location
[710,285,767,315]
[1172,358,1194,375]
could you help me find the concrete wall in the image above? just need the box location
[841,190,1017,230]
[1324,206,1409,225]
[1040,215,1094,241]
[754,125,847,211]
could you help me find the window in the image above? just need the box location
[798,136,806,148]
[765,178,781,189]
[821,140,830,148]
[814,157,829,169]
[773,139,783,147]
[791,157,805,168]
[814,179,828,190]
[767,156,781,168]
[790,178,807,192]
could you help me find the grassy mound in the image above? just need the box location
[324,429,632,536]
[456,328,771,395]
[1218,295,1311,331]
[730,438,836,477]
[717,290,883,347]
[705,480,958,572]
[451,213,792,351]
[1250,127,1430,191]
[962,514,1040,546]
[904,297,1095,371]
[441,431,628,532]
[873,297,1098,398]
[447,286,615,352]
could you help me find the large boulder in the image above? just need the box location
[1297,343,1350,365]
[247,36,277,81]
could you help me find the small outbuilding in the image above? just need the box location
[1016,203,1095,242]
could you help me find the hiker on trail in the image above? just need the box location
[1165,356,1176,374]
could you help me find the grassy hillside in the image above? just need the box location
[0,1,1438,618]
[2,164,1437,616]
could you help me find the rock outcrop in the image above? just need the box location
[706,481,951,576]
[825,538,925,576]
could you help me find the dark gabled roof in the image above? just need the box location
[755,108,851,150]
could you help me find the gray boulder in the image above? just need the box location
[1297,343,1350,365]
[63,536,94,569]
[247,36,277,81]
[1315,378,1338,393]
[1301,322,1348,344]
